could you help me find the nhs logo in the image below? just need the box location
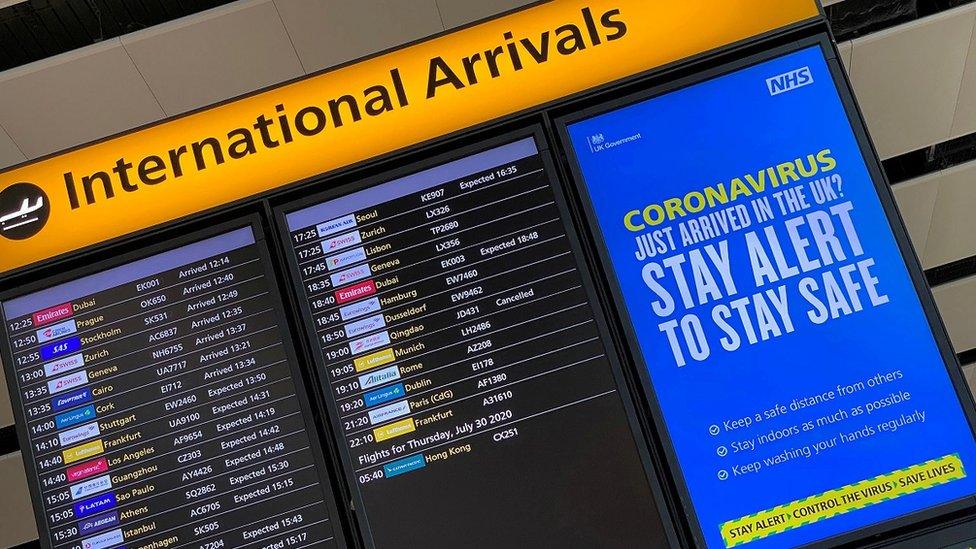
[766,66,813,96]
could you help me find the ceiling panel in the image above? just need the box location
[0,453,36,547]
[892,174,940,264]
[837,40,854,70]
[921,161,976,267]
[435,0,535,29]
[122,0,304,116]
[0,0,237,72]
[934,274,976,352]
[951,21,976,138]
[850,5,976,158]
[0,123,25,170]
[276,0,443,74]
[0,39,164,158]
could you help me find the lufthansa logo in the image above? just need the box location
[0,182,49,240]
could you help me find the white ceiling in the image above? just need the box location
[276,0,444,74]
[122,0,306,116]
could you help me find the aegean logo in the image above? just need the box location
[0,182,49,240]
[766,66,814,96]
[587,131,642,153]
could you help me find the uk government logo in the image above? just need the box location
[587,131,642,153]
[0,182,49,240]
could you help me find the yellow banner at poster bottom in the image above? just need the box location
[721,454,966,547]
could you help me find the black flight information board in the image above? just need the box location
[278,136,672,548]
[0,224,347,549]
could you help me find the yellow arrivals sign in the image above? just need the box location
[0,0,819,274]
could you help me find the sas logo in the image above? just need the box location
[41,336,82,360]
[0,182,49,240]
[766,66,814,96]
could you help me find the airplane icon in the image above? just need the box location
[0,196,44,232]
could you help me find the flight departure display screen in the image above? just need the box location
[279,136,671,548]
[564,45,976,548]
[0,225,346,549]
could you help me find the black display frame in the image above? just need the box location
[553,33,976,548]
[0,214,353,549]
[269,125,683,549]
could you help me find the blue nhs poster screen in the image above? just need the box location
[567,46,976,548]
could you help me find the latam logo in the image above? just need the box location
[766,66,813,96]
[59,422,101,447]
[335,280,376,305]
[349,330,391,356]
[41,336,81,360]
[56,404,97,429]
[67,457,109,482]
[316,213,357,238]
[44,352,86,378]
[48,370,89,395]
[80,527,123,549]
[70,474,112,500]
[33,302,73,327]
[52,387,92,412]
[359,365,401,390]
[326,246,367,271]
[339,297,381,321]
[330,263,372,288]
[321,230,363,254]
[344,314,386,338]
[74,492,116,519]
[78,511,118,535]
[36,319,78,343]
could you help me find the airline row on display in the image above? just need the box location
[2,42,976,549]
